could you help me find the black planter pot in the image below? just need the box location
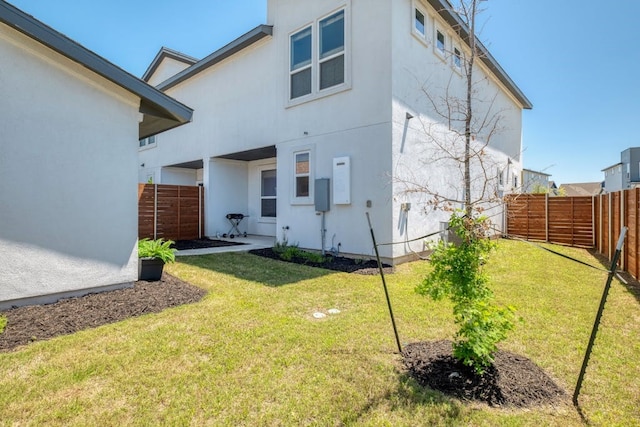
[138,257,165,281]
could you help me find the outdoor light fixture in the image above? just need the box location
[406,112,414,120]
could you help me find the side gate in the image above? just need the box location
[138,184,205,241]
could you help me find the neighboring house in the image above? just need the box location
[558,182,603,197]
[521,169,551,194]
[0,1,192,309]
[139,0,531,263]
[602,147,640,193]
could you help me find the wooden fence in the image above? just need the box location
[505,189,640,281]
[138,184,204,241]
[505,194,594,248]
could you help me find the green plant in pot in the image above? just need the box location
[138,238,176,281]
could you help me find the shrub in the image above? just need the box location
[138,238,176,264]
[416,211,516,375]
[272,241,329,264]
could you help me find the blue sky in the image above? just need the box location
[7,0,639,185]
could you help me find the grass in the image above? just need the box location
[0,240,639,426]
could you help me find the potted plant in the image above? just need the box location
[138,238,176,281]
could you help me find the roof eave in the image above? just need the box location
[0,1,193,138]
[157,24,273,91]
[141,47,199,82]
[425,0,533,110]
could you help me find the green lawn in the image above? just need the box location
[1,240,639,426]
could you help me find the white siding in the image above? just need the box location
[0,24,141,308]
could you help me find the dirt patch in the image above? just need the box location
[171,238,245,251]
[403,340,567,407]
[249,247,393,275]
[0,274,206,352]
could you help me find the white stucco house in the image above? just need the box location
[139,0,531,263]
[522,169,551,194]
[0,1,193,309]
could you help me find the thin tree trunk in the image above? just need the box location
[464,0,477,217]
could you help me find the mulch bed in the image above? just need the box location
[0,274,206,352]
[171,238,245,251]
[403,340,567,407]
[248,247,393,275]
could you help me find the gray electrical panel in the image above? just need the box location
[315,178,330,212]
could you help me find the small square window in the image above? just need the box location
[139,135,156,148]
[415,9,425,36]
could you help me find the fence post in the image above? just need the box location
[592,196,596,248]
[153,184,158,240]
[608,194,613,260]
[198,186,202,239]
[621,190,626,270]
[545,193,549,243]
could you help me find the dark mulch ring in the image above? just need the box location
[0,274,206,353]
[403,340,568,408]
[171,238,245,251]
[249,247,394,275]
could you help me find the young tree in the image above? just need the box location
[401,0,518,374]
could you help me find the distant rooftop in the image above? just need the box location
[559,182,603,197]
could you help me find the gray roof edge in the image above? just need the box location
[142,47,199,82]
[157,24,273,91]
[426,0,533,110]
[602,162,623,171]
[0,1,193,129]
[522,168,551,176]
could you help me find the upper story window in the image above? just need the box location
[436,29,446,55]
[139,135,156,149]
[289,8,348,103]
[319,11,345,90]
[290,27,312,99]
[414,8,426,37]
[453,46,462,70]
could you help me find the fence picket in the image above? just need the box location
[138,184,204,241]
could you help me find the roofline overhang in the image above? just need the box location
[0,0,193,139]
[522,168,551,176]
[602,162,623,172]
[426,0,533,110]
[157,24,273,91]
[142,47,199,82]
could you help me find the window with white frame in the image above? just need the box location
[139,135,156,149]
[261,169,277,218]
[414,7,426,37]
[435,29,446,55]
[319,10,345,90]
[289,8,346,101]
[453,46,462,70]
[498,169,504,186]
[290,26,312,99]
[294,151,310,198]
